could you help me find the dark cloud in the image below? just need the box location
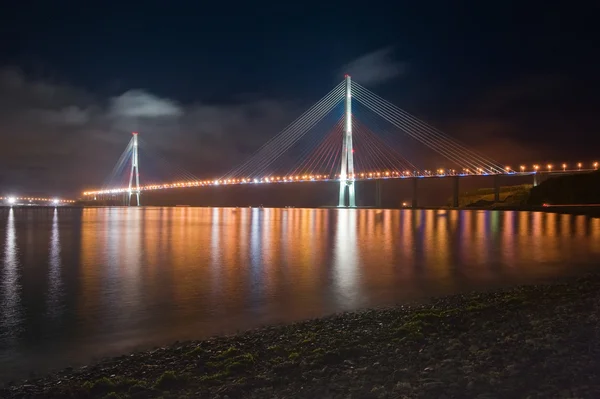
[340,47,407,86]
[0,67,298,197]
[473,74,569,114]
[448,74,594,164]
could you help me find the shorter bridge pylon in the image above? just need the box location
[128,132,141,206]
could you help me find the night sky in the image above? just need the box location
[1,1,598,197]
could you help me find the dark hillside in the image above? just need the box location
[528,172,600,205]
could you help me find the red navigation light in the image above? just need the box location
[344,74,350,78]
[132,131,138,135]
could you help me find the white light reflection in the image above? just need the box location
[46,209,63,317]
[248,208,263,303]
[333,209,360,308]
[1,209,22,344]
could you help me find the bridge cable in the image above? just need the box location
[101,137,133,190]
[352,85,498,173]
[352,82,505,173]
[352,109,421,173]
[137,138,199,184]
[222,82,344,179]
[287,116,345,178]
[234,86,343,179]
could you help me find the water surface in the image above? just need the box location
[1,207,599,381]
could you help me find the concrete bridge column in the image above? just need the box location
[375,180,382,208]
[494,175,501,203]
[533,173,539,187]
[452,176,459,208]
[412,178,419,208]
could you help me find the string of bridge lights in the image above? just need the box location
[1,197,75,205]
[82,161,599,196]
[514,162,599,172]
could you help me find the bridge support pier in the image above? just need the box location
[494,175,501,203]
[375,180,382,208]
[452,176,459,208]
[533,173,539,187]
[412,178,419,208]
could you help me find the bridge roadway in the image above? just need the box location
[85,168,596,208]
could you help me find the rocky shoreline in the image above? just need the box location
[3,275,600,398]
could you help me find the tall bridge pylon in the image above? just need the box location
[338,74,355,207]
[128,132,141,206]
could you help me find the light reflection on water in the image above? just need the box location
[0,207,599,381]
[1,209,21,349]
[46,210,63,318]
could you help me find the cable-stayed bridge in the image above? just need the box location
[82,76,598,207]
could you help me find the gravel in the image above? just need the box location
[3,275,600,398]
